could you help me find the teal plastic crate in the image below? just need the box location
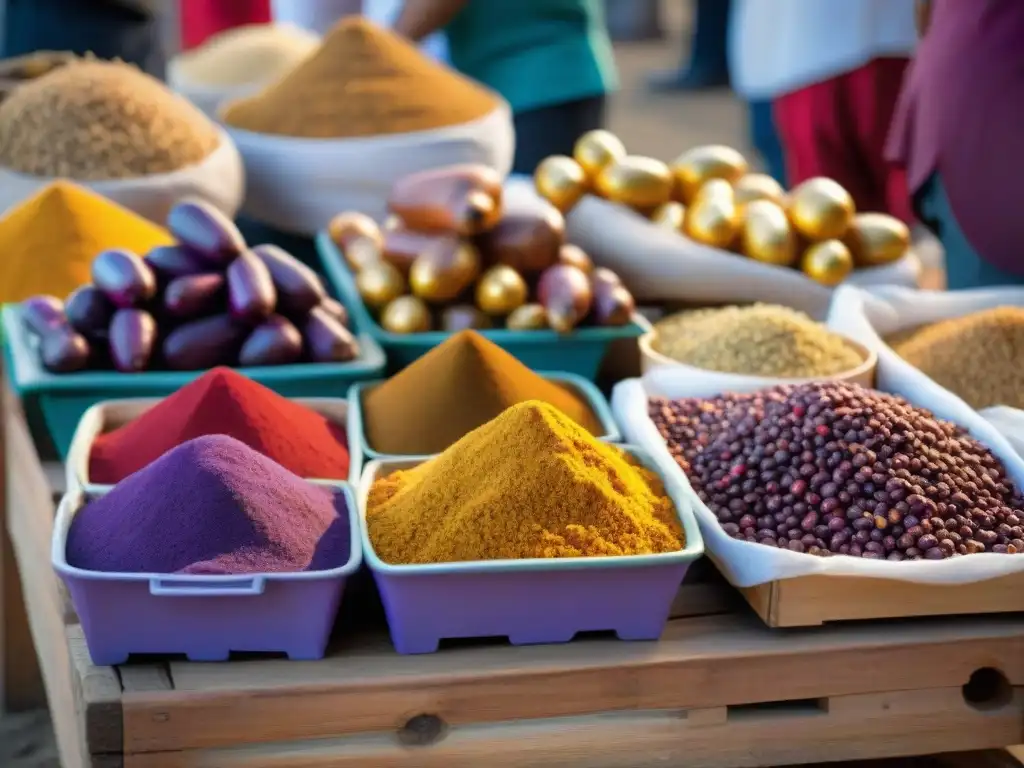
[347,373,622,462]
[316,232,645,379]
[2,304,386,460]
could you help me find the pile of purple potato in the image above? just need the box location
[649,381,1024,560]
[21,199,360,373]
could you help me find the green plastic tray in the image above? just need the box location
[2,304,386,460]
[347,372,622,462]
[315,232,645,379]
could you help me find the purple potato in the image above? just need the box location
[304,306,360,363]
[143,244,211,279]
[164,273,227,319]
[239,315,303,367]
[108,309,157,373]
[167,199,245,264]
[40,328,90,373]
[90,249,157,308]
[251,244,326,315]
[65,286,115,341]
[162,313,246,370]
[227,250,277,324]
[316,297,349,328]
[22,295,66,336]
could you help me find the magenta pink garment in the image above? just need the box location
[887,0,1024,274]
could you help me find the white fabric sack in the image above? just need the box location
[565,195,922,319]
[225,102,515,235]
[0,127,244,225]
[611,366,1024,587]
[826,284,1024,448]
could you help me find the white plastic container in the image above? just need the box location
[222,102,515,235]
[65,397,358,494]
[0,127,244,225]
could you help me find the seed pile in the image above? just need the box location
[887,306,1024,409]
[652,304,862,378]
[222,17,499,138]
[172,23,320,87]
[650,381,1024,559]
[0,60,220,180]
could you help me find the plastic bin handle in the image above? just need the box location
[149,577,266,597]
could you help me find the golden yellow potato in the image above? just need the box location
[801,240,854,286]
[844,213,911,267]
[506,303,549,330]
[408,242,481,303]
[534,155,588,212]
[684,179,739,248]
[594,155,674,210]
[476,264,529,316]
[787,177,855,240]
[380,295,432,334]
[650,201,686,232]
[741,200,799,267]
[573,130,627,180]
[734,173,786,207]
[671,145,748,203]
[355,261,405,309]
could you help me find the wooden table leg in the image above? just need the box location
[0,361,44,712]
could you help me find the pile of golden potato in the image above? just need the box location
[534,132,911,287]
[328,163,635,334]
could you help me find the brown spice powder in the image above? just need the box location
[362,330,605,455]
[222,17,500,139]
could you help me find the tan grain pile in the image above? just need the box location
[222,17,499,139]
[653,303,862,378]
[887,306,1024,409]
[0,59,220,180]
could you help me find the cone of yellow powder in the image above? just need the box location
[0,181,173,303]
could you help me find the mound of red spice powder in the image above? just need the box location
[67,434,351,575]
[89,367,350,483]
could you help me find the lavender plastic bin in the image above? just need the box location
[358,450,705,655]
[52,483,362,665]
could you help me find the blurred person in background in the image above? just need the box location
[649,0,730,92]
[181,0,271,50]
[362,0,448,61]
[731,0,917,222]
[887,0,1024,288]
[393,0,617,175]
[1,0,166,76]
[270,0,360,36]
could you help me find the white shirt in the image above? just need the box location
[362,0,449,62]
[729,0,918,100]
[270,0,361,35]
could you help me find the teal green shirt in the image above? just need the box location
[445,0,618,114]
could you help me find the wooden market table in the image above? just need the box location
[3,370,1024,768]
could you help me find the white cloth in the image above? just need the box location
[728,0,918,100]
[362,0,449,62]
[269,0,360,35]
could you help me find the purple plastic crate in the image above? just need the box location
[358,451,705,654]
[52,483,361,665]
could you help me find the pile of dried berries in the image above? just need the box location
[649,381,1024,560]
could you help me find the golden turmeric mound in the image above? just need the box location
[0,181,174,303]
[222,17,500,138]
[363,329,605,455]
[0,59,220,180]
[366,401,685,564]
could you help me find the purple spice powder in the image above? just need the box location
[65,434,350,575]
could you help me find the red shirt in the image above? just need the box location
[180,0,272,50]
